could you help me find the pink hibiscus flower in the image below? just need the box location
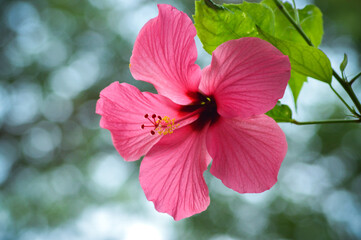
[96,4,291,220]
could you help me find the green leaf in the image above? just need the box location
[266,102,293,122]
[194,0,275,54]
[261,0,323,47]
[340,53,348,73]
[257,27,332,83]
[299,5,323,47]
[225,2,275,35]
[261,0,325,104]
[288,71,307,105]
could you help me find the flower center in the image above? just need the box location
[181,92,219,130]
[141,114,179,135]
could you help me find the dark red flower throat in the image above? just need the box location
[181,92,219,130]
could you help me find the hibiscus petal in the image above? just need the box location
[139,126,211,220]
[130,4,201,105]
[96,82,186,161]
[199,37,291,118]
[207,115,287,193]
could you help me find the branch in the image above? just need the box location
[350,71,361,85]
[291,119,361,125]
[332,70,361,116]
[329,84,357,116]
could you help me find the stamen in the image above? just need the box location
[140,113,179,136]
[200,97,212,105]
[155,116,180,136]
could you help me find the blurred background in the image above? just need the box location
[0,0,360,239]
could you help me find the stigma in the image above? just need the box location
[141,114,179,136]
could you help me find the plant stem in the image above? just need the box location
[329,84,356,115]
[273,0,361,116]
[291,119,361,125]
[332,70,361,116]
[291,0,300,25]
[350,71,361,85]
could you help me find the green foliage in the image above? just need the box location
[297,5,323,47]
[194,0,327,105]
[194,0,274,54]
[262,0,323,47]
[340,53,348,74]
[266,102,293,122]
[288,71,307,105]
[257,27,332,83]
[226,2,275,35]
[261,0,324,103]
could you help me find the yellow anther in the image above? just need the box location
[155,116,179,135]
[200,97,211,105]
